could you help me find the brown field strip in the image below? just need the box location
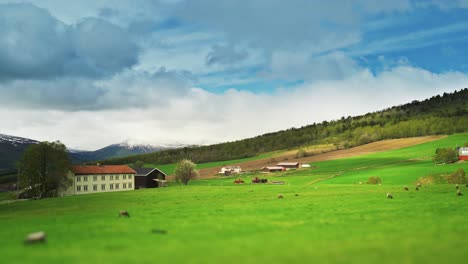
[194,135,445,179]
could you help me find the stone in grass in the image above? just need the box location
[386,193,393,199]
[404,186,409,191]
[118,210,130,217]
[295,194,299,196]
[24,231,46,244]
[278,194,284,199]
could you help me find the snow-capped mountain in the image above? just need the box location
[0,133,185,170]
[72,141,186,162]
[0,134,40,171]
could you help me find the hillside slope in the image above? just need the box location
[103,88,468,166]
[194,135,444,178]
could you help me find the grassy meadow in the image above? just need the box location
[0,133,467,264]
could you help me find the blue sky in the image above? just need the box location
[0,0,467,149]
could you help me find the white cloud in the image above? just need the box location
[1,66,466,150]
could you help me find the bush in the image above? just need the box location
[447,169,466,184]
[367,176,382,184]
[433,148,458,164]
[296,149,308,158]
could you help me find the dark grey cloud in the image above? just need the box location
[206,44,248,66]
[0,3,139,81]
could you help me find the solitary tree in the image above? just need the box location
[18,141,71,198]
[174,159,198,185]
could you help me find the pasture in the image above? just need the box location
[0,133,467,264]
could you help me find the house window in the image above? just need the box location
[129,183,132,189]
[128,175,132,179]
[84,176,88,182]
[76,186,81,192]
[123,175,126,180]
[123,183,127,189]
[116,183,120,189]
[116,175,119,180]
[83,185,88,191]
[110,184,114,190]
[77,176,81,182]
[101,184,106,190]
[110,175,114,180]
[93,185,98,191]
[93,176,97,181]
[101,175,105,181]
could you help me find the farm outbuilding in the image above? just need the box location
[219,166,242,175]
[460,147,468,161]
[134,168,166,189]
[276,162,301,169]
[262,166,286,173]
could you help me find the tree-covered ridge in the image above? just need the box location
[101,88,468,166]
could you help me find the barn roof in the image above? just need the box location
[70,165,136,175]
[262,166,285,170]
[134,167,167,177]
[277,162,300,166]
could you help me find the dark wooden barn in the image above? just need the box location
[134,168,166,189]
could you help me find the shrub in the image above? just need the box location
[447,169,466,184]
[296,149,308,158]
[367,176,382,184]
[433,148,458,164]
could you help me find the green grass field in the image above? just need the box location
[1,134,467,264]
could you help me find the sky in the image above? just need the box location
[1,0,468,150]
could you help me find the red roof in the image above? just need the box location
[70,165,136,175]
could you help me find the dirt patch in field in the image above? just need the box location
[192,135,444,179]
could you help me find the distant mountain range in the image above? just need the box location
[0,134,184,171]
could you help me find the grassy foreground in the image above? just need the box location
[0,134,467,264]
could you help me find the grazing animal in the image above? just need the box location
[455,184,459,189]
[415,186,419,191]
[359,181,363,185]
[386,193,393,199]
[24,231,46,244]
[417,183,422,188]
[118,210,130,217]
[404,186,409,191]
[457,190,463,196]
[278,194,284,199]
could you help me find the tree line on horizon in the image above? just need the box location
[100,88,468,166]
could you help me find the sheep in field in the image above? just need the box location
[386,193,393,199]
[457,190,463,196]
[24,231,46,244]
[119,210,130,217]
[278,194,284,199]
[455,184,459,189]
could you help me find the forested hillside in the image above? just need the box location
[102,89,468,166]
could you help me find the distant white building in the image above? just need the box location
[460,147,468,161]
[219,166,242,175]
